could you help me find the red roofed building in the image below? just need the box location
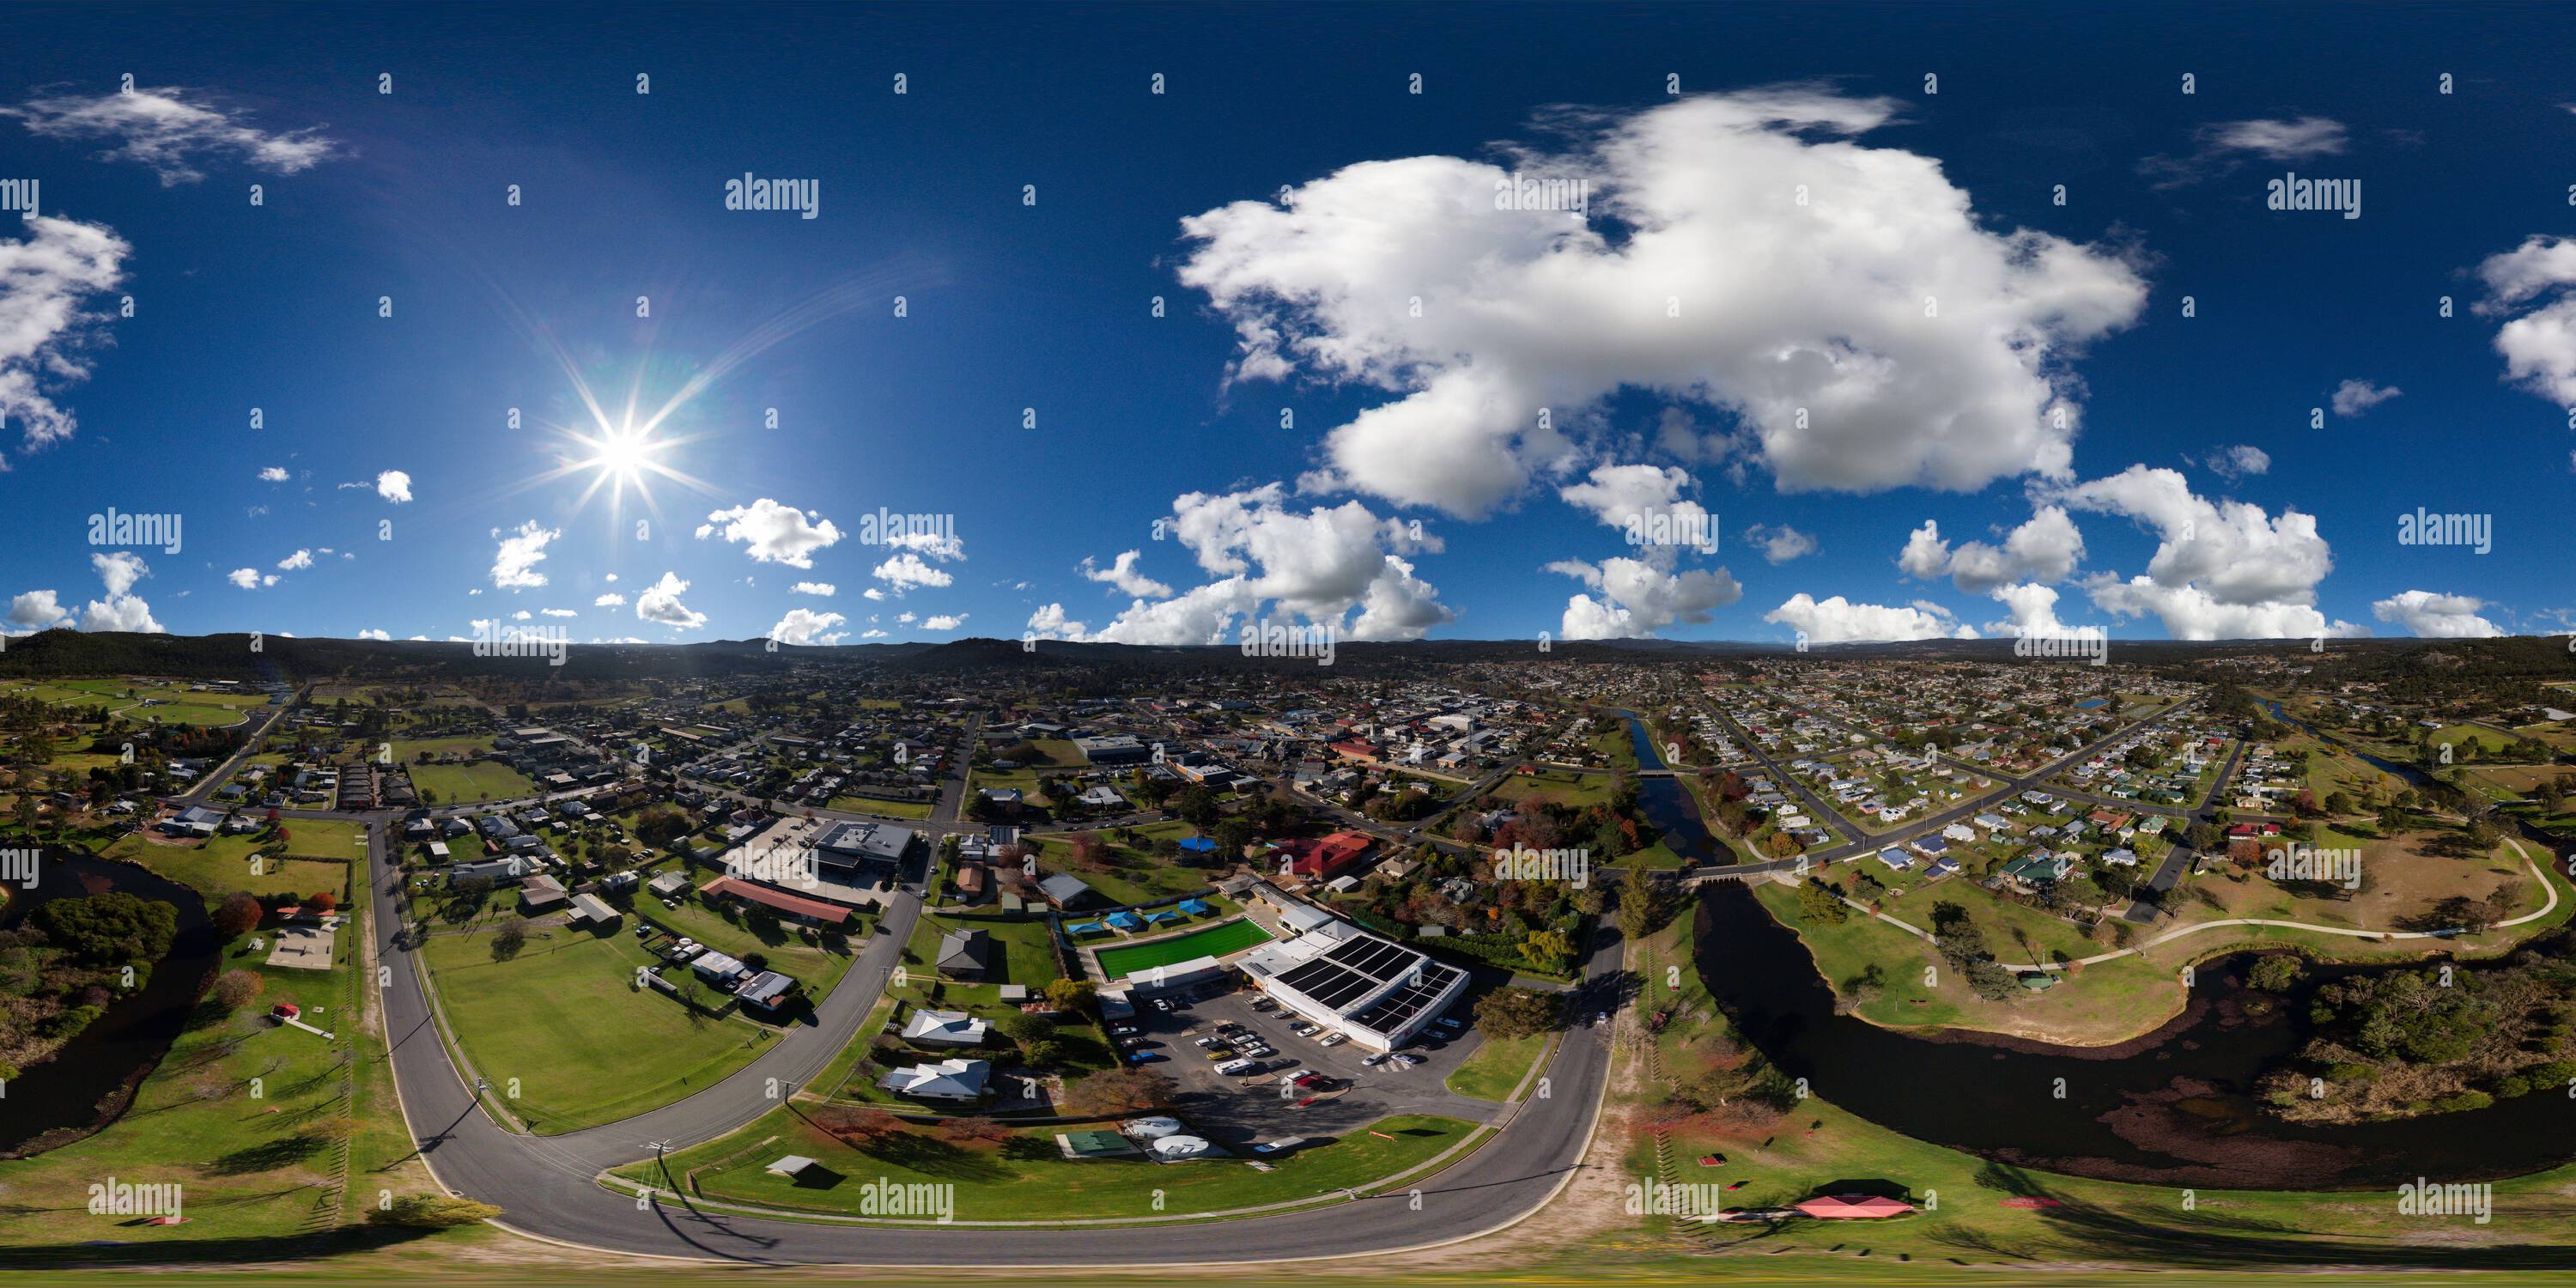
[1793,1194,1915,1219]
[699,876,854,927]
[1327,739,1381,764]
[1274,830,1379,883]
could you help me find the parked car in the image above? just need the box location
[1128,1050,1166,1064]
[1391,1053,1425,1068]
[1249,997,1276,1012]
[1251,1137,1308,1155]
[1361,1053,1389,1067]
[1434,1017,1463,1030]
[1216,1058,1259,1076]
[1202,1046,1235,1060]
[1317,1031,1348,1048]
[1152,998,1175,1013]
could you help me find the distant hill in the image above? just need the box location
[0,627,2555,684]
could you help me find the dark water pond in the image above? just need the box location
[0,848,216,1156]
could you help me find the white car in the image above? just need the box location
[1216,1058,1260,1077]
[1317,1031,1348,1048]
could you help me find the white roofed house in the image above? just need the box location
[900,1009,992,1047]
[877,1057,993,1102]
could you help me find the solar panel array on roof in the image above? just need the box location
[1351,959,1465,1032]
[1279,957,1376,1010]
[1324,935,1412,979]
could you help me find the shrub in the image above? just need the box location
[368,1194,501,1228]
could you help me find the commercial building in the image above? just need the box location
[1234,902,1467,1053]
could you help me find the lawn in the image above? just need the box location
[410,760,537,805]
[825,794,934,819]
[103,832,351,906]
[902,910,1066,991]
[1618,913,2576,1270]
[392,734,497,760]
[279,817,371,859]
[1751,876,2184,1047]
[1023,825,1225,908]
[1443,1029,1550,1101]
[612,1109,1476,1224]
[1487,767,1617,810]
[1092,917,1273,980]
[0,902,450,1249]
[635,883,861,991]
[420,927,778,1133]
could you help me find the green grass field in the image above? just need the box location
[103,832,351,906]
[611,1110,1474,1223]
[825,794,934,818]
[1443,1029,1549,1101]
[279,817,370,859]
[420,927,778,1133]
[1091,918,1273,980]
[1619,913,2576,1273]
[392,734,497,760]
[410,760,538,805]
[0,901,453,1250]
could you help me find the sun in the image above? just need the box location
[583,425,662,481]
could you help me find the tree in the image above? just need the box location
[1614,864,1675,940]
[1066,1067,1178,1115]
[211,891,264,941]
[1042,977,1097,1015]
[369,1194,502,1229]
[1473,986,1562,1041]
[1796,878,1850,926]
[33,892,178,964]
[994,1010,1052,1050]
[489,920,529,961]
[1520,928,1573,975]
[937,1115,1012,1149]
[206,969,264,1012]
[811,1105,907,1146]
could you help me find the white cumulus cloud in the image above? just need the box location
[1765,592,1971,643]
[489,520,558,589]
[699,498,842,568]
[1177,88,2148,515]
[634,571,706,629]
[2372,589,2504,639]
[0,215,129,461]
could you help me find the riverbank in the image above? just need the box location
[1609,911,2576,1272]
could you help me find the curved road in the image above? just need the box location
[363,820,1622,1264]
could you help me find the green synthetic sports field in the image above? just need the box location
[1092,917,1273,980]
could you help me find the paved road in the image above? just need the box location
[2119,736,2249,922]
[1679,696,2207,886]
[363,816,1623,1263]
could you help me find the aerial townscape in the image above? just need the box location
[4,3,2576,1287]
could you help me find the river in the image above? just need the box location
[1649,708,2576,1188]
[0,848,218,1157]
[1612,712,1727,866]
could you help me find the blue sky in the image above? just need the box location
[0,1,2568,647]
